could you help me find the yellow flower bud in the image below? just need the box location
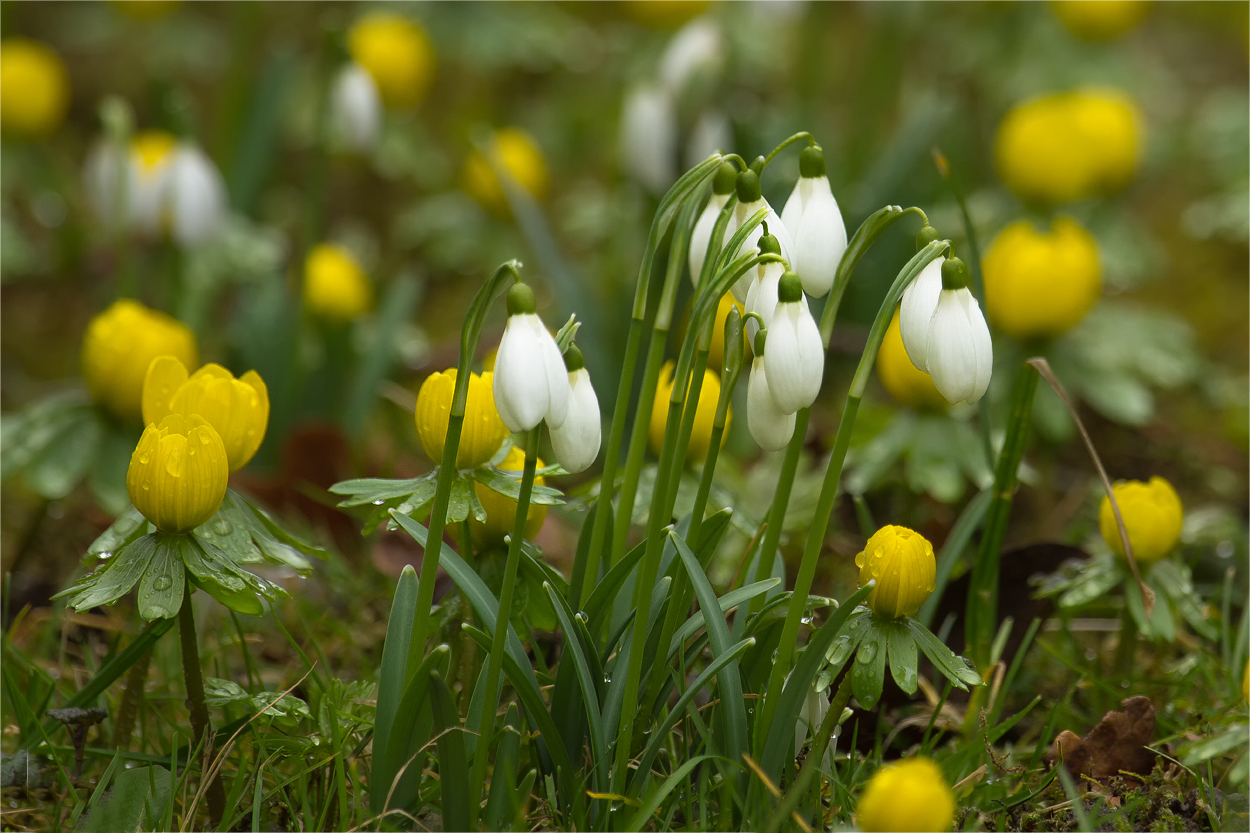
[983,217,1101,340]
[856,757,955,833]
[463,127,550,214]
[127,413,229,534]
[470,446,547,550]
[649,361,729,467]
[0,39,70,138]
[1051,0,1148,41]
[131,129,177,175]
[415,369,508,469]
[995,88,1142,205]
[348,12,435,109]
[855,525,936,619]
[876,310,946,411]
[622,0,712,28]
[1099,476,1183,564]
[82,300,199,421]
[303,243,372,322]
[143,357,269,472]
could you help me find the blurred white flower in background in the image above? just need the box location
[330,62,382,154]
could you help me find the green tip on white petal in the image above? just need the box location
[916,224,941,251]
[736,168,761,203]
[778,271,803,303]
[799,145,825,178]
[563,343,584,371]
[713,160,737,194]
[506,282,537,316]
[941,257,969,291]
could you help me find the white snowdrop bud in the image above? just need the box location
[762,272,824,414]
[779,146,847,298]
[330,62,382,154]
[725,168,793,302]
[493,283,571,432]
[164,143,226,248]
[620,84,677,196]
[689,160,737,288]
[922,258,993,405]
[658,17,722,93]
[744,226,785,343]
[747,331,796,451]
[899,257,944,370]
[549,345,601,474]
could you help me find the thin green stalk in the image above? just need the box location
[468,427,540,827]
[746,409,808,595]
[966,363,1038,670]
[764,672,853,833]
[178,581,225,828]
[755,240,949,746]
[760,131,815,171]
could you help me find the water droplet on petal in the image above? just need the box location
[153,576,173,591]
[213,520,232,536]
[139,453,151,464]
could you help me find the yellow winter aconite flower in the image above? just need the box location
[348,13,435,109]
[0,39,70,138]
[143,357,269,472]
[1051,0,1149,41]
[304,243,372,322]
[855,525,936,619]
[128,413,229,534]
[876,310,946,411]
[995,88,1142,205]
[649,361,729,467]
[856,757,955,833]
[415,369,508,469]
[470,446,547,549]
[464,127,550,214]
[82,300,199,421]
[983,217,1101,340]
[1099,476,1183,564]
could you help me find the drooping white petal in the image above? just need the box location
[689,192,731,289]
[747,358,796,451]
[165,144,225,247]
[925,290,979,404]
[331,63,382,154]
[534,318,571,429]
[965,292,994,404]
[763,301,824,414]
[795,682,830,756]
[126,152,169,239]
[620,84,677,196]
[729,198,793,301]
[549,368,601,473]
[83,140,128,230]
[780,177,847,298]
[659,18,722,93]
[494,313,563,432]
[899,258,943,369]
[744,261,784,344]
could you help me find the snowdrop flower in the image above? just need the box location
[549,345,601,474]
[780,146,847,298]
[743,225,784,343]
[164,143,226,247]
[747,331,795,451]
[330,62,382,154]
[762,271,823,414]
[620,83,678,196]
[658,17,722,93]
[794,679,829,756]
[899,256,993,405]
[726,169,793,301]
[684,109,732,171]
[688,160,737,288]
[493,283,570,432]
[126,130,177,238]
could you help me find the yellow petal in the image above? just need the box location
[142,355,189,426]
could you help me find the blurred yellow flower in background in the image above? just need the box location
[856,757,955,832]
[82,300,199,421]
[649,361,728,467]
[0,38,70,138]
[1099,476,1183,563]
[855,525,936,619]
[622,0,712,29]
[876,310,947,411]
[1051,0,1149,41]
[128,414,229,534]
[143,357,269,472]
[995,88,1143,205]
[706,293,747,371]
[983,217,1101,340]
[464,127,550,214]
[131,130,176,173]
[470,446,547,549]
[415,369,508,469]
[348,13,435,109]
[304,243,372,322]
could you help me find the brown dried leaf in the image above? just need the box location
[1048,696,1158,783]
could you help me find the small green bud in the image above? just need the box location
[778,271,804,303]
[758,223,781,256]
[736,169,762,204]
[754,328,768,356]
[799,145,826,179]
[563,343,584,372]
[916,225,941,251]
[941,257,969,291]
[506,282,537,316]
[750,155,766,175]
[712,161,737,195]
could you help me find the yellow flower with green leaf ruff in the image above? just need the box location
[415,369,508,470]
[856,757,955,832]
[984,217,1101,340]
[127,414,229,534]
[1099,476,1183,564]
[82,300,199,421]
[470,446,547,549]
[855,525,936,619]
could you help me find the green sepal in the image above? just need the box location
[906,616,983,690]
[471,466,567,506]
[333,472,439,534]
[823,605,871,672]
[446,474,483,524]
[86,506,152,560]
[56,534,158,610]
[182,535,283,616]
[205,490,325,572]
[884,617,919,695]
[136,535,186,620]
[851,623,887,709]
[1152,560,1219,640]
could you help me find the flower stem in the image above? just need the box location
[177,581,224,828]
[468,427,540,827]
[764,672,853,833]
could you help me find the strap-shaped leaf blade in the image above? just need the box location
[545,582,608,790]
[429,671,470,833]
[668,579,780,661]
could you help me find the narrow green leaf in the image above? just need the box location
[545,582,608,790]
[916,488,991,628]
[484,704,523,831]
[429,672,470,833]
[370,564,419,813]
[668,579,780,660]
[584,539,646,636]
[625,756,730,833]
